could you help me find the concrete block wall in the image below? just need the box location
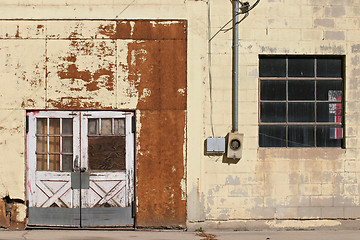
[200,0,360,227]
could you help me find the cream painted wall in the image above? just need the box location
[202,0,360,226]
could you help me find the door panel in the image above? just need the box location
[26,111,135,227]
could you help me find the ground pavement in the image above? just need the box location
[0,229,360,240]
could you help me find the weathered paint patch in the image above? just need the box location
[47,39,117,109]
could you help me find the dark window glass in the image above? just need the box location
[288,80,315,100]
[260,102,286,123]
[288,102,315,122]
[260,80,286,100]
[288,57,315,77]
[259,125,286,147]
[259,56,286,77]
[288,126,315,147]
[259,56,344,148]
[317,57,343,78]
[317,102,343,123]
[316,126,343,147]
[317,80,343,101]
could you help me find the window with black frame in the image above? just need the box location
[259,55,344,148]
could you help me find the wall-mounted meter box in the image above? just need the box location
[227,132,244,159]
[206,137,226,154]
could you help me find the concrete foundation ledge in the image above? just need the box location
[187,219,360,231]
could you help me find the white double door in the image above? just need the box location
[26,111,135,227]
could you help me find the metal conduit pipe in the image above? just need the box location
[232,0,239,133]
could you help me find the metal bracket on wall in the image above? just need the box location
[132,116,136,133]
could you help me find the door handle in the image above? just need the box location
[73,155,80,172]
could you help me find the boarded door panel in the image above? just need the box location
[88,136,126,171]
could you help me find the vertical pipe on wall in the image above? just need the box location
[232,0,239,132]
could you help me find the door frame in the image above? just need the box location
[25,110,136,228]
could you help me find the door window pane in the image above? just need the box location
[114,119,126,135]
[288,80,315,100]
[288,103,315,122]
[288,126,315,147]
[62,155,73,171]
[288,57,315,77]
[37,118,47,134]
[88,119,99,135]
[37,154,47,171]
[260,102,286,123]
[259,56,286,77]
[62,119,73,135]
[49,136,60,152]
[62,137,73,153]
[37,136,47,153]
[49,154,60,171]
[259,125,286,147]
[101,119,112,135]
[49,118,60,134]
[260,80,286,100]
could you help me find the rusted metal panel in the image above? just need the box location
[88,136,126,171]
[159,40,187,110]
[115,20,187,40]
[137,110,186,227]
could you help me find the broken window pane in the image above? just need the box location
[259,125,286,147]
[259,56,286,77]
[288,56,315,77]
[49,154,60,171]
[49,136,60,153]
[37,154,47,171]
[260,80,286,100]
[62,118,73,135]
[317,57,343,78]
[88,119,99,135]
[260,102,286,123]
[62,137,73,153]
[114,118,126,135]
[62,155,73,171]
[37,118,47,134]
[288,126,315,147]
[101,119,112,135]
[49,118,60,135]
[316,126,343,147]
[317,80,342,101]
[288,102,315,122]
[288,80,315,100]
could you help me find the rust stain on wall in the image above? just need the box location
[115,20,187,40]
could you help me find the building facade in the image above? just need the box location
[0,0,359,230]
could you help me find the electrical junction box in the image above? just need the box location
[206,137,226,154]
[227,132,244,159]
